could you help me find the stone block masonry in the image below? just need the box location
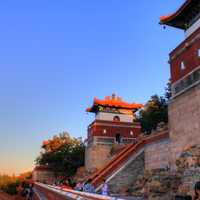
[107,152,145,194]
[145,138,170,170]
[169,83,200,169]
[85,144,112,172]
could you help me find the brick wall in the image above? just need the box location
[169,83,200,169]
[145,138,170,170]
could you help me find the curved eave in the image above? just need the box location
[160,0,193,29]
[86,101,143,113]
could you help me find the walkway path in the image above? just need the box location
[34,188,47,200]
[0,192,25,200]
[0,192,14,200]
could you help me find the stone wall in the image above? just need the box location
[145,138,170,170]
[107,151,145,194]
[169,84,200,169]
[32,170,55,184]
[85,144,112,172]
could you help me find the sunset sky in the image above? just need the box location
[0,0,184,175]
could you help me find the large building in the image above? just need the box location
[160,0,200,168]
[85,94,143,172]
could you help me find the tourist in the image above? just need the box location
[101,179,108,196]
[28,184,34,200]
[75,182,83,191]
[83,179,95,193]
[25,186,30,200]
[60,180,72,190]
[194,182,200,200]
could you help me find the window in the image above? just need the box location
[180,61,186,70]
[198,49,200,57]
[103,129,107,134]
[130,131,134,136]
[113,116,120,122]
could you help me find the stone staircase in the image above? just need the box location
[91,140,146,188]
[88,131,169,190]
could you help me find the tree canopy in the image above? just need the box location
[35,132,85,177]
[136,80,171,134]
[137,95,168,134]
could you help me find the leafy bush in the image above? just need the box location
[36,132,85,177]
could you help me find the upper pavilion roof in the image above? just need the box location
[160,0,200,30]
[86,94,143,113]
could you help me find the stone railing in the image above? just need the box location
[34,182,125,200]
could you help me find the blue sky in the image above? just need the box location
[0,0,185,175]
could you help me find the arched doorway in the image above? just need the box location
[115,133,121,144]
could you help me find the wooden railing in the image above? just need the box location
[34,183,125,200]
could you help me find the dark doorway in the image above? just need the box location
[115,133,121,144]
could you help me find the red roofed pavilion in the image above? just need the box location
[86,93,143,114]
[85,94,143,172]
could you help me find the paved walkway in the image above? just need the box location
[0,192,14,200]
[33,188,47,200]
[0,192,25,200]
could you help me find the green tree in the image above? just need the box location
[0,174,19,195]
[137,95,168,134]
[165,79,172,100]
[35,132,85,178]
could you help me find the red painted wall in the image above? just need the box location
[88,120,141,139]
[170,27,200,83]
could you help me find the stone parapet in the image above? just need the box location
[34,183,126,200]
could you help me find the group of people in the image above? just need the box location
[75,179,108,196]
[53,177,108,195]
[74,180,200,199]
[24,179,200,199]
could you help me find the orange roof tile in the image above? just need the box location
[86,95,143,112]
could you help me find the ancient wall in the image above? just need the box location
[169,84,200,169]
[145,137,170,170]
[32,170,55,184]
[85,144,112,172]
[107,151,145,194]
